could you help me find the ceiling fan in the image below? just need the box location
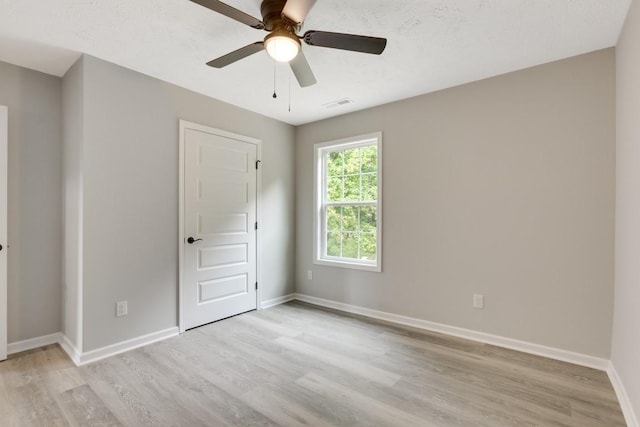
[190,0,388,87]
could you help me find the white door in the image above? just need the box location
[1,106,7,361]
[180,121,259,330]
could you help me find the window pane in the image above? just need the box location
[362,173,377,201]
[326,231,341,257]
[342,206,358,231]
[343,175,360,201]
[361,145,377,173]
[328,176,343,202]
[342,232,358,258]
[360,206,376,233]
[360,233,377,260]
[343,148,360,175]
[326,206,341,231]
[327,151,343,177]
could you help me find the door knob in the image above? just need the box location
[187,237,203,244]
[0,244,2,251]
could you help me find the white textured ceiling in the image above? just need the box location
[0,0,631,125]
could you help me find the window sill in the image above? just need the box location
[314,258,381,272]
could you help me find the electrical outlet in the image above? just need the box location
[307,270,313,280]
[473,294,484,309]
[116,300,128,317]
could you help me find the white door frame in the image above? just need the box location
[1,106,8,360]
[178,120,262,333]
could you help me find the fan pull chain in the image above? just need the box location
[272,61,277,99]
[288,72,291,112]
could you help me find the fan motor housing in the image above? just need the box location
[260,0,299,31]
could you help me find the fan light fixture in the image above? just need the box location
[194,0,388,88]
[264,29,301,62]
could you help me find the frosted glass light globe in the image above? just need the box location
[265,31,300,62]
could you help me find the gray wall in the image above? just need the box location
[72,55,295,352]
[613,0,640,419]
[0,61,62,343]
[295,49,615,358]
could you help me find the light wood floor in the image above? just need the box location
[0,301,626,426]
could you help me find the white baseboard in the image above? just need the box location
[74,327,179,366]
[19,327,180,366]
[607,362,639,427]
[260,293,296,309]
[7,332,63,355]
[294,293,609,371]
[59,335,82,365]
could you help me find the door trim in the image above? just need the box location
[178,120,262,333]
[1,106,7,360]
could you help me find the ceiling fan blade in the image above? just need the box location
[282,0,317,25]
[190,0,264,29]
[303,31,387,55]
[289,51,317,87]
[206,42,265,68]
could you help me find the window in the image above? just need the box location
[314,132,382,271]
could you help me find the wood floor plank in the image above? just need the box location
[240,384,337,427]
[132,347,278,427]
[0,367,19,426]
[296,372,435,427]
[58,384,122,427]
[379,334,574,416]
[0,301,627,426]
[0,347,70,426]
[81,358,166,426]
[44,367,86,395]
[275,336,401,386]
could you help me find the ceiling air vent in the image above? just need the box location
[323,98,354,109]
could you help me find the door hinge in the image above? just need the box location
[255,282,258,290]
[255,222,258,230]
[255,160,261,169]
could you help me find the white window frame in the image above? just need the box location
[313,132,382,272]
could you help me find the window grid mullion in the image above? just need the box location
[357,148,362,260]
[357,206,361,260]
[340,151,344,258]
[323,151,330,258]
[326,201,377,207]
[341,150,345,202]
